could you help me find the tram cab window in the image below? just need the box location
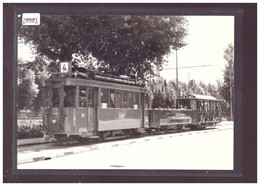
[88,89,94,108]
[115,90,122,108]
[64,86,76,107]
[79,87,87,107]
[127,92,133,108]
[177,100,189,109]
[52,87,60,107]
[133,92,139,109]
[183,100,190,109]
[101,88,109,108]
[109,90,115,108]
[122,91,127,108]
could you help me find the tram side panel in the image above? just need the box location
[148,109,194,130]
[98,108,142,131]
[97,88,145,132]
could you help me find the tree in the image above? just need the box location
[152,90,165,108]
[195,82,219,97]
[206,83,220,99]
[19,15,188,79]
[219,44,234,120]
[18,58,39,110]
[150,77,188,108]
[18,56,50,111]
[30,56,51,110]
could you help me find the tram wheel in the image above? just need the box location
[189,125,200,130]
[76,137,90,143]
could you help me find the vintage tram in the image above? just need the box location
[43,61,149,140]
[177,94,222,129]
[148,94,222,131]
[43,61,222,141]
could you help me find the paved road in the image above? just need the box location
[18,121,233,170]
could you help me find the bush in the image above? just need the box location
[18,124,44,139]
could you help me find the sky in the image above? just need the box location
[160,16,234,85]
[18,15,234,86]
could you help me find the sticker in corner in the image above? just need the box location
[22,13,40,25]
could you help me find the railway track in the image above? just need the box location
[18,127,191,151]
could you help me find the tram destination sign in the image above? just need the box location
[60,61,72,74]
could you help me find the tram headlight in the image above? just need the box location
[73,71,77,77]
[52,119,57,124]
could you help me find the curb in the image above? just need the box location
[17,139,54,147]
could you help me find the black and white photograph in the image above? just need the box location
[3,3,257,183]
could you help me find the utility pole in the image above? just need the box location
[230,61,233,121]
[188,72,190,94]
[175,49,179,98]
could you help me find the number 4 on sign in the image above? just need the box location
[60,62,68,73]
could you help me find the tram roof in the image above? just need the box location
[44,77,148,93]
[186,94,218,101]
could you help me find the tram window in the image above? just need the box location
[101,88,109,108]
[122,91,127,108]
[44,87,51,107]
[127,92,133,108]
[212,102,215,112]
[52,87,60,107]
[79,87,87,107]
[133,92,139,109]
[115,90,122,108]
[177,100,186,109]
[144,93,149,109]
[210,102,214,112]
[88,89,94,108]
[177,100,180,108]
[202,101,205,111]
[216,102,220,115]
[183,100,189,109]
[64,86,76,107]
[204,101,209,112]
[110,89,115,108]
[190,100,196,110]
[198,101,203,112]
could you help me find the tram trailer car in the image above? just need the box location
[177,94,222,129]
[148,94,222,131]
[43,62,222,141]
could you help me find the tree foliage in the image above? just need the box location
[18,58,39,110]
[18,57,50,111]
[189,81,220,99]
[218,44,234,118]
[149,76,222,108]
[19,15,188,79]
[219,44,234,103]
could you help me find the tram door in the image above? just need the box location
[77,87,97,133]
